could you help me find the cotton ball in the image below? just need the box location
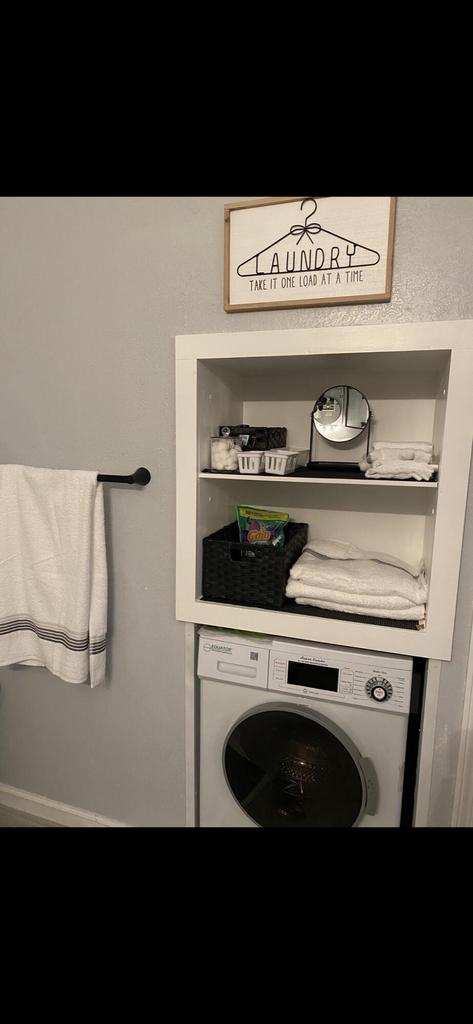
[211,438,231,470]
[228,446,240,465]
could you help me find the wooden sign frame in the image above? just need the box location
[224,196,396,313]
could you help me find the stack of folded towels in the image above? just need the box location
[285,538,428,621]
[359,441,437,480]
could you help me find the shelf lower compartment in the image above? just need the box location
[199,596,423,631]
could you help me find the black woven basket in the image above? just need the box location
[202,521,308,610]
[250,427,287,451]
[218,425,287,450]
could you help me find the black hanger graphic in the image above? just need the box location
[237,198,381,277]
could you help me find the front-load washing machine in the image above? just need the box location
[197,628,420,828]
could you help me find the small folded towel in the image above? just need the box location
[370,448,432,463]
[0,465,107,686]
[360,459,437,481]
[361,441,435,476]
[372,441,433,454]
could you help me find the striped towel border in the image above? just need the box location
[0,616,106,654]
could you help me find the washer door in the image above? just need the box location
[223,704,373,828]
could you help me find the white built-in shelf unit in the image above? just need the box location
[175,320,473,661]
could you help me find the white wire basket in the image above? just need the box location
[237,451,265,474]
[286,448,310,469]
[263,450,298,475]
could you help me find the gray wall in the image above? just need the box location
[0,196,472,826]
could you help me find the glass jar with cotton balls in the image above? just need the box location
[210,436,242,472]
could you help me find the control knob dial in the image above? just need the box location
[365,677,393,702]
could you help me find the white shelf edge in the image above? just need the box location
[177,598,444,658]
[198,473,438,488]
[196,598,426,633]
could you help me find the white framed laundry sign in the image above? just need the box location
[224,196,396,312]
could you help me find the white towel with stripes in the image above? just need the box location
[0,465,107,686]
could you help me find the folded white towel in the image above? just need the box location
[369,448,432,463]
[286,577,424,610]
[372,441,433,453]
[0,465,107,686]
[290,539,425,584]
[292,595,425,621]
[361,460,437,481]
[286,540,427,620]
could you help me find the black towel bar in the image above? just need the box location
[97,467,151,485]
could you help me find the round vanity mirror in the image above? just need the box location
[312,385,370,443]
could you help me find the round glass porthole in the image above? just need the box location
[223,706,366,828]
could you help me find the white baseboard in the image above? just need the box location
[0,782,131,828]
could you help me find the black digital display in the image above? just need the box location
[287,660,339,692]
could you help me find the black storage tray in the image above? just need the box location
[202,521,308,610]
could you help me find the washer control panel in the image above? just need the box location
[269,639,413,714]
[197,630,414,714]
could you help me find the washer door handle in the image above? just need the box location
[359,757,379,816]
